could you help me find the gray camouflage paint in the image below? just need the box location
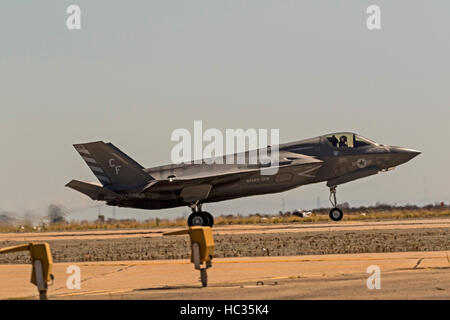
[66,132,420,211]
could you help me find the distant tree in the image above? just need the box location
[47,204,67,224]
[340,202,351,209]
[0,212,15,226]
[22,211,34,226]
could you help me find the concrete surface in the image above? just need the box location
[1,251,449,300]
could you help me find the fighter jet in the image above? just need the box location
[66,132,420,226]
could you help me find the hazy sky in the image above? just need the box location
[1,1,449,221]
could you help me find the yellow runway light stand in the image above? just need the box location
[164,226,214,287]
[0,242,54,300]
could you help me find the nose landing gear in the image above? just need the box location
[329,186,343,221]
[187,203,214,227]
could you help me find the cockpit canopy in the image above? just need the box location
[323,132,377,148]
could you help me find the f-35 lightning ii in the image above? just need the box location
[66,132,420,226]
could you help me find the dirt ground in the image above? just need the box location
[1,227,449,264]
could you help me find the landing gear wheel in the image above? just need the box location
[188,211,214,227]
[328,186,344,222]
[188,212,207,226]
[329,207,343,221]
[201,211,214,227]
[187,202,214,227]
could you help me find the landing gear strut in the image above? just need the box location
[329,186,343,221]
[187,203,214,227]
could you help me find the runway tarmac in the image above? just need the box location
[1,251,449,300]
[1,217,449,241]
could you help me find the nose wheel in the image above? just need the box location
[329,207,343,221]
[329,186,343,221]
[187,203,214,227]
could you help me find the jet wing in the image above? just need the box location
[141,155,323,195]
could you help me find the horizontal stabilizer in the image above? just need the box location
[65,180,119,201]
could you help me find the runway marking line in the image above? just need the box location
[68,253,447,268]
[54,290,113,297]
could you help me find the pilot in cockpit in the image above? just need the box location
[338,135,348,148]
[329,135,338,147]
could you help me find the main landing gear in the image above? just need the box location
[329,186,343,221]
[187,203,214,227]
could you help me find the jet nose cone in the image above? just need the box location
[390,147,421,165]
[399,148,421,159]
